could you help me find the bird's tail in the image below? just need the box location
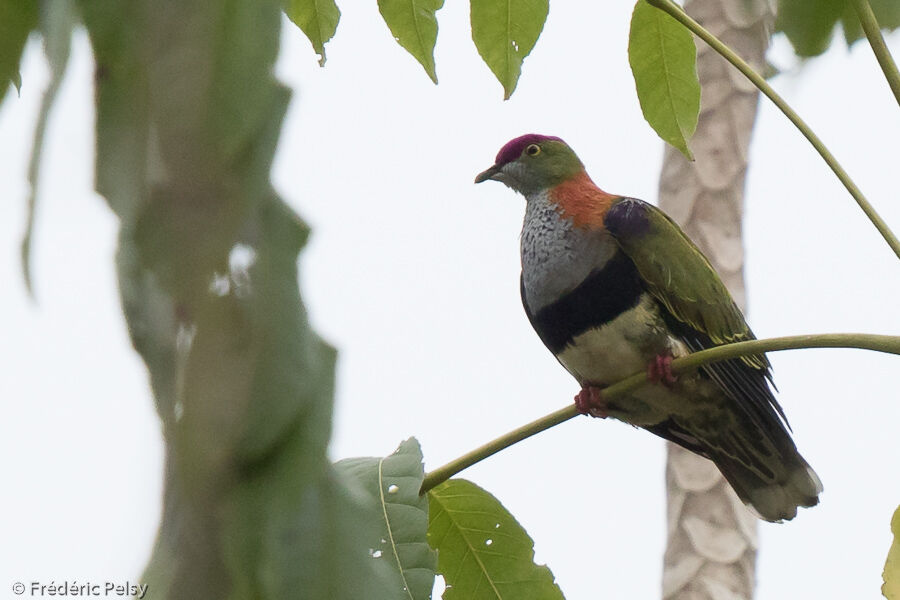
[709,430,822,523]
[649,415,822,522]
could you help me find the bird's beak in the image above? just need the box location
[474,163,503,184]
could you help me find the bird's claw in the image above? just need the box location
[575,385,608,418]
[647,354,677,387]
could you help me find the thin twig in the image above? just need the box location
[850,0,900,107]
[420,333,900,494]
[644,0,900,261]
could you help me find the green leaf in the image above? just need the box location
[628,0,700,161]
[777,0,900,57]
[470,0,548,100]
[284,0,341,66]
[337,438,437,600]
[378,0,443,84]
[21,0,76,297]
[775,0,843,57]
[428,479,565,600]
[81,0,405,597]
[842,0,900,47]
[0,0,37,103]
[884,505,900,599]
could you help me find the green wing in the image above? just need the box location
[603,197,768,372]
[604,199,813,515]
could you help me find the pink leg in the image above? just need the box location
[647,353,678,387]
[574,385,608,419]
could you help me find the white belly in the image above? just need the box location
[556,295,687,385]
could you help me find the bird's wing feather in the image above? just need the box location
[603,198,790,432]
[603,197,767,370]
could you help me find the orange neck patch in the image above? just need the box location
[549,171,618,229]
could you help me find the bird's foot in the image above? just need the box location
[574,385,608,418]
[647,353,677,387]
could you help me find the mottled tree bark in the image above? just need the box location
[658,1,774,599]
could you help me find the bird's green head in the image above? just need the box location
[474,134,585,195]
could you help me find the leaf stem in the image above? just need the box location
[643,0,900,261]
[420,333,900,494]
[851,0,900,107]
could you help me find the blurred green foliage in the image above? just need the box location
[776,0,900,57]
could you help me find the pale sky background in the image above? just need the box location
[1,3,899,599]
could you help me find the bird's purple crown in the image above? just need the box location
[495,134,564,165]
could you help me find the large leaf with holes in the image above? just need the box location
[884,505,900,599]
[628,0,699,160]
[428,479,565,600]
[378,0,444,83]
[470,0,548,99]
[337,438,436,600]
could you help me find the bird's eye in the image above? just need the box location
[525,144,541,156]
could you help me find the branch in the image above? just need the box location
[644,0,900,262]
[420,333,900,494]
[851,0,900,107]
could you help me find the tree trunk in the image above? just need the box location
[658,1,774,598]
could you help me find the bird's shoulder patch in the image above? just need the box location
[549,171,618,229]
[603,197,652,238]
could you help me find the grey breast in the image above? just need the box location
[520,192,618,314]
